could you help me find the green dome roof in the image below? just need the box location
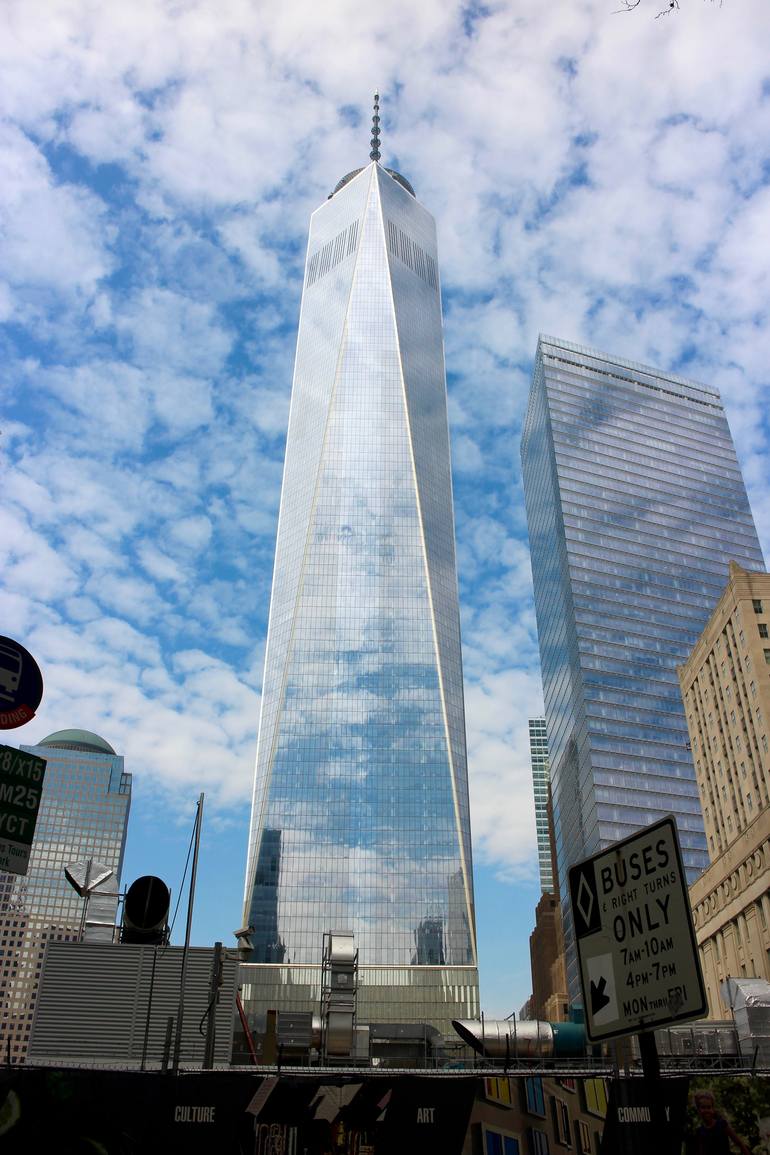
[38,729,116,755]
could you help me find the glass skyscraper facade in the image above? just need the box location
[521,335,765,991]
[0,729,131,1061]
[529,717,553,893]
[242,159,478,1031]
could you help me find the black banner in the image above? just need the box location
[0,1068,477,1154]
[600,1076,689,1154]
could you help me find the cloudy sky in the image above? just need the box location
[3,0,770,1017]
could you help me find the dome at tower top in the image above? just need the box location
[331,168,364,196]
[384,168,416,197]
[38,729,117,755]
[330,165,415,199]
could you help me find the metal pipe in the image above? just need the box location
[452,1018,587,1059]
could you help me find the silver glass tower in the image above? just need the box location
[529,717,553,893]
[242,117,478,1032]
[0,729,131,1062]
[521,335,765,992]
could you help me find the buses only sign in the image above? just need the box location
[0,743,47,876]
[568,816,707,1042]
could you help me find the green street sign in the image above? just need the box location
[0,743,47,875]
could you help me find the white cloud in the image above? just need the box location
[465,668,544,876]
[0,123,112,301]
[116,289,232,377]
[0,507,80,601]
[169,514,213,551]
[137,542,186,585]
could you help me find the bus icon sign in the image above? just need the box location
[0,637,44,730]
[0,641,23,701]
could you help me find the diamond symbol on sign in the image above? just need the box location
[576,871,594,930]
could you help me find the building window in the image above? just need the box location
[740,629,746,646]
[762,735,768,754]
[751,681,757,699]
[483,1126,521,1155]
[760,624,769,639]
[524,1077,546,1117]
[484,1078,513,1106]
[528,1130,550,1155]
[581,1079,608,1118]
[575,1121,591,1155]
[552,1099,572,1147]
[753,600,764,614]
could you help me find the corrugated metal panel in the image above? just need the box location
[28,942,238,1068]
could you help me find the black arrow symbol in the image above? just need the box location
[590,975,611,1015]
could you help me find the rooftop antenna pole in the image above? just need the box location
[370,91,381,163]
[172,792,204,1073]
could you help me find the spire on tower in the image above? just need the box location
[370,91,381,163]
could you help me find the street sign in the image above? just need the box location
[568,815,707,1042]
[0,743,47,875]
[0,636,44,730]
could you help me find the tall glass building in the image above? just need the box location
[0,729,131,1061]
[521,335,765,991]
[529,717,553,893]
[242,141,478,1032]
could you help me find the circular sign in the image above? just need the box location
[0,636,44,730]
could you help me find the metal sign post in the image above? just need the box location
[0,743,47,875]
[568,814,706,1044]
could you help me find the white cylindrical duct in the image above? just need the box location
[453,1018,587,1059]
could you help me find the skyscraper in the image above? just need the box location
[529,717,553,892]
[0,729,131,1061]
[521,335,765,991]
[242,106,478,1033]
[679,563,770,1017]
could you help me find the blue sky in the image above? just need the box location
[3,0,770,1018]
